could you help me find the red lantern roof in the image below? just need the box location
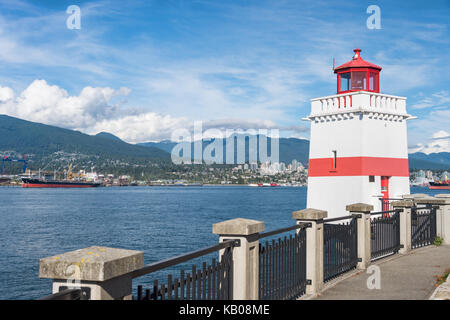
[334,48,382,73]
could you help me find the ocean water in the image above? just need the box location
[0,186,445,299]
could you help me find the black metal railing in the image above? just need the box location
[258,223,310,300]
[38,288,87,300]
[132,240,239,300]
[323,215,358,282]
[411,205,437,249]
[370,209,401,261]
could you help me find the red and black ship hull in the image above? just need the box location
[429,182,450,190]
[22,178,101,188]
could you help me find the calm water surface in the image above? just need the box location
[0,185,445,299]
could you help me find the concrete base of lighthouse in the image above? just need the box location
[307,176,410,218]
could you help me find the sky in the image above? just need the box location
[0,0,449,153]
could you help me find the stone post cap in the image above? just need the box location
[346,203,373,213]
[292,208,327,220]
[402,194,428,199]
[39,246,144,282]
[435,194,450,203]
[415,198,446,205]
[212,218,264,236]
[391,200,414,208]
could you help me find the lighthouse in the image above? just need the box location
[305,48,412,218]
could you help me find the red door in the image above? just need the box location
[381,176,390,213]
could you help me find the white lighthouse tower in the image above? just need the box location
[305,48,412,218]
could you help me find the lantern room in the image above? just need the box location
[334,48,381,94]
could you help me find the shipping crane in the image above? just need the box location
[66,163,74,180]
[1,155,28,174]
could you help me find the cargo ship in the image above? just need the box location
[21,163,101,188]
[429,181,450,190]
[0,176,10,185]
[22,177,101,188]
[248,183,280,187]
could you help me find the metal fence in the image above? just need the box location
[370,209,401,261]
[411,205,437,249]
[258,223,309,300]
[38,288,88,300]
[323,216,358,282]
[132,239,239,300]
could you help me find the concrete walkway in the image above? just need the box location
[314,245,450,300]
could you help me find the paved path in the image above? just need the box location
[314,245,450,300]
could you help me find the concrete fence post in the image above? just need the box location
[292,208,327,296]
[212,218,264,300]
[435,194,450,245]
[39,246,144,300]
[346,203,373,269]
[391,200,414,254]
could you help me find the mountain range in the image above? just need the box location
[0,114,449,170]
[141,139,450,170]
[139,136,310,165]
[0,114,168,159]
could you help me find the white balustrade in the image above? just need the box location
[310,91,408,118]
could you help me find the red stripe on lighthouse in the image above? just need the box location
[308,157,409,177]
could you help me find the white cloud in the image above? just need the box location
[87,112,189,143]
[409,130,450,154]
[432,130,450,140]
[0,79,296,143]
[0,86,14,102]
[289,134,308,140]
[0,80,131,129]
[411,90,450,109]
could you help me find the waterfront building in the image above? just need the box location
[291,159,298,171]
[304,48,412,217]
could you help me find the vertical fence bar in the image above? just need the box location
[153,280,158,300]
[198,266,202,300]
[186,273,191,300]
[180,270,185,300]
[137,285,142,301]
[212,259,216,300]
[174,277,179,300]
[167,275,172,300]
[192,265,196,299]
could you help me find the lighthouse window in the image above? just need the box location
[369,176,375,182]
[352,71,367,90]
[369,72,377,91]
[340,73,351,91]
[332,150,337,169]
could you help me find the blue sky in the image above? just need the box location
[0,0,449,153]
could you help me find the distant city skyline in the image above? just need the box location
[0,0,448,154]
